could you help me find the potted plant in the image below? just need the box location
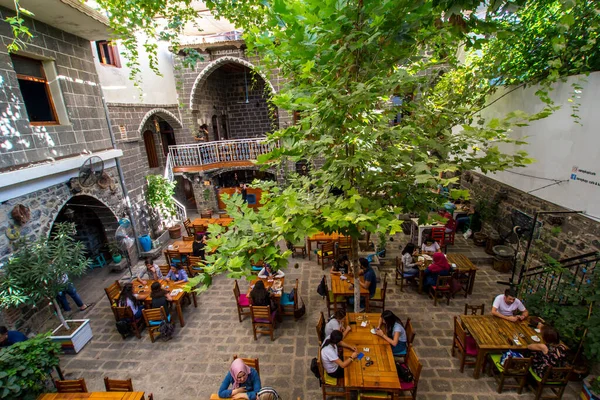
[146,174,181,239]
[0,223,93,354]
[108,241,122,263]
[582,376,600,400]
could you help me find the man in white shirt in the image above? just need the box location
[492,287,529,322]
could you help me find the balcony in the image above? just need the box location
[168,138,276,173]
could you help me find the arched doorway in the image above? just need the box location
[159,120,176,157]
[51,195,119,260]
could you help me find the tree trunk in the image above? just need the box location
[351,236,361,312]
[52,298,70,331]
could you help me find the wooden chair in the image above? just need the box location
[430,275,452,306]
[193,224,208,235]
[337,236,352,257]
[464,303,485,315]
[104,377,133,392]
[148,394,154,400]
[104,280,121,306]
[395,256,419,292]
[396,347,423,400]
[250,305,276,341]
[183,218,193,236]
[158,264,170,277]
[430,227,446,251]
[281,278,299,318]
[316,311,325,344]
[232,354,260,376]
[317,349,346,400]
[233,280,251,322]
[182,235,194,242]
[220,213,230,218]
[452,269,476,298]
[111,306,144,339]
[287,239,307,258]
[323,275,345,317]
[451,316,478,373]
[200,210,212,218]
[317,241,335,270]
[369,273,387,311]
[529,366,572,400]
[142,306,170,343]
[165,250,184,266]
[55,378,87,393]
[487,355,532,394]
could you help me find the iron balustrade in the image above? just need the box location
[168,138,275,169]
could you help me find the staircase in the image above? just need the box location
[164,153,187,222]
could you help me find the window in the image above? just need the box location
[10,54,59,125]
[95,41,121,67]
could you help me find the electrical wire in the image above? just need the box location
[527,180,569,194]
[504,170,564,183]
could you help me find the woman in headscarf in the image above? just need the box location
[422,252,451,293]
[218,358,261,399]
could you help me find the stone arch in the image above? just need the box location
[189,57,277,110]
[137,108,183,137]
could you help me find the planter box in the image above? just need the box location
[50,319,93,354]
[582,377,600,400]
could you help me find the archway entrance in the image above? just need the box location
[51,195,119,261]
[159,120,176,157]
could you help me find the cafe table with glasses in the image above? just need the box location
[342,313,401,397]
[307,232,343,260]
[415,253,478,294]
[38,393,146,400]
[113,279,197,327]
[461,315,543,379]
[330,273,370,312]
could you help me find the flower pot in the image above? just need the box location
[485,232,502,255]
[582,376,600,399]
[112,254,122,263]
[50,319,93,354]
[168,225,182,239]
[473,232,487,246]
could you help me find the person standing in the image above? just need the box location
[56,274,93,312]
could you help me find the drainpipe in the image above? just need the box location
[99,85,143,257]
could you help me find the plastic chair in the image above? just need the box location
[430,227,446,251]
[104,377,134,392]
[89,253,107,269]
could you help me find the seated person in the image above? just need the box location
[422,252,451,293]
[528,325,567,378]
[249,280,278,311]
[193,233,207,258]
[218,358,261,400]
[375,310,407,356]
[331,255,350,275]
[401,243,420,276]
[324,310,351,338]
[0,326,27,347]
[349,258,377,309]
[257,263,285,279]
[117,283,143,319]
[440,210,456,233]
[455,204,474,232]
[137,258,163,284]
[421,236,441,253]
[150,282,172,319]
[166,264,189,284]
[320,330,359,379]
[491,287,529,322]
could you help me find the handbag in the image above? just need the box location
[395,361,414,382]
[294,296,306,319]
[500,350,523,366]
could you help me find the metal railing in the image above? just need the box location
[168,138,275,169]
[163,153,187,222]
[520,252,600,303]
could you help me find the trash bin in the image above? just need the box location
[493,245,514,273]
[139,235,152,252]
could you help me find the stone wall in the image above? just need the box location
[462,172,600,263]
[0,7,112,171]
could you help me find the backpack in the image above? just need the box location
[395,361,414,383]
[115,320,132,337]
[317,276,327,297]
[159,320,176,340]
[500,350,523,366]
[310,357,322,386]
[257,386,281,400]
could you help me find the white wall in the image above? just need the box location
[480,72,600,221]
[93,37,179,105]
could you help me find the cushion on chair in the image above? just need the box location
[238,294,250,307]
[372,288,383,300]
[358,392,389,399]
[528,368,563,384]
[399,381,415,390]
[324,372,338,386]
[280,294,295,306]
[490,353,504,372]
[254,311,277,324]
[465,336,478,356]
[393,349,407,356]
[251,266,262,272]
[328,291,346,303]
[431,285,450,291]
[148,314,170,326]
[317,250,333,257]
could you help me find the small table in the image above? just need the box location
[410,218,441,246]
[330,274,370,312]
[307,232,342,260]
[169,240,194,255]
[38,393,146,400]
[120,279,197,327]
[191,217,233,227]
[461,315,542,379]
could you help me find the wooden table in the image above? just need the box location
[330,274,370,312]
[116,279,197,327]
[307,232,342,260]
[461,315,542,379]
[416,253,477,294]
[191,217,233,227]
[342,313,400,396]
[168,240,193,255]
[247,277,285,298]
[38,393,145,400]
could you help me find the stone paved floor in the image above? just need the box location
[60,235,582,400]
